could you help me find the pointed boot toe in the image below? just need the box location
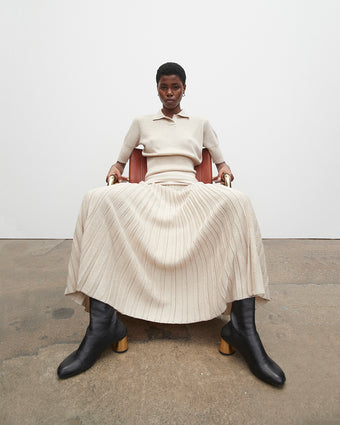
[57,350,87,379]
[259,360,286,387]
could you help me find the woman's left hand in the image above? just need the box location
[214,162,234,184]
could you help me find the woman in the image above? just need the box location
[58,63,285,387]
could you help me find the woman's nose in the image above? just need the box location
[166,88,173,96]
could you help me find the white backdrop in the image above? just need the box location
[1,0,339,238]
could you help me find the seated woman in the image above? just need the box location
[57,62,285,387]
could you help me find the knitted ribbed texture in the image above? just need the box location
[116,112,225,185]
[65,182,269,324]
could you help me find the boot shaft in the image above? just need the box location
[89,297,115,330]
[230,297,257,335]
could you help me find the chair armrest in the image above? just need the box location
[223,173,232,188]
[107,175,129,185]
[213,173,232,188]
[107,175,117,186]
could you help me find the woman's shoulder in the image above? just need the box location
[183,114,213,130]
[186,114,210,123]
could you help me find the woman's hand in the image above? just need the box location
[213,162,234,184]
[106,162,126,184]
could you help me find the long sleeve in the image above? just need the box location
[117,118,141,164]
[203,120,225,164]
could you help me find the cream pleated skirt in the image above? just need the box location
[65,182,270,323]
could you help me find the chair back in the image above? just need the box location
[129,148,212,184]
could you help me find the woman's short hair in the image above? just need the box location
[156,62,186,85]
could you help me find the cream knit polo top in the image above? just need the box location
[117,111,225,185]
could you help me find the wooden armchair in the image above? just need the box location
[108,148,231,186]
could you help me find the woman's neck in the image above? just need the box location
[162,106,181,118]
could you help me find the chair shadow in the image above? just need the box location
[118,314,227,345]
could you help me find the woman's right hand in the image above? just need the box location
[106,162,125,184]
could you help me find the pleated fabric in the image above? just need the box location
[65,182,270,324]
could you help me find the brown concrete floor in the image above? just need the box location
[0,239,339,425]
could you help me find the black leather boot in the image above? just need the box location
[57,298,128,379]
[220,297,286,387]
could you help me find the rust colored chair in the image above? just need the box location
[108,147,231,186]
[129,147,213,183]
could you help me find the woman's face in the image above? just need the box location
[157,75,186,116]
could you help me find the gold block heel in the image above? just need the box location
[113,336,128,353]
[219,338,235,355]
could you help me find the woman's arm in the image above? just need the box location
[202,120,234,184]
[106,118,141,184]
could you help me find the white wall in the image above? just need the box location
[1,0,339,238]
